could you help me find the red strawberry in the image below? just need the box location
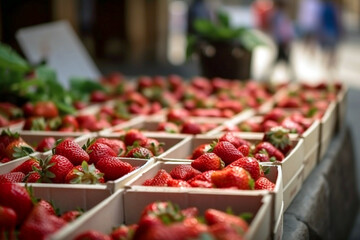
[189,180,213,188]
[32,101,59,118]
[238,120,262,132]
[187,170,215,184]
[219,132,243,148]
[0,129,20,157]
[263,126,293,154]
[167,179,191,187]
[4,139,34,160]
[143,221,204,240]
[23,117,47,131]
[211,166,254,190]
[227,157,264,180]
[95,157,133,181]
[38,199,56,216]
[76,114,98,131]
[180,121,202,134]
[169,165,201,181]
[255,177,275,191]
[190,143,212,159]
[157,122,180,133]
[61,115,79,130]
[0,172,25,183]
[90,90,108,102]
[125,146,154,159]
[111,224,138,240]
[11,158,41,175]
[139,138,164,156]
[144,169,172,186]
[36,137,56,152]
[263,108,286,122]
[45,155,74,183]
[65,161,105,184]
[254,151,271,162]
[209,222,246,240]
[19,202,67,240]
[55,139,89,165]
[167,108,190,124]
[254,142,285,161]
[191,153,224,172]
[281,117,304,134]
[262,120,280,132]
[205,209,249,233]
[211,141,244,165]
[238,144,250,156]
[0,206,17,240]
[124,129,146,146]
[74,230,111,240]
[0,183,33,225]
[61,210,82,222]
[95,138,126,156]
[25,172,41,183]
[87,142,117,164]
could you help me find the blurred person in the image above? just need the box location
[265,0,296,81]
[318,0,343,71]
[297,0,322,54]
[252,0,274,33]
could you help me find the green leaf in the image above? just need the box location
[217,11,230,27]
[239,212,253,222]
[0,43,30,72]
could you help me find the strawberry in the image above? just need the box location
[4,139,34,160]
[211,141,244,165]
[86,141,117,164]
[238,144,250,156]
[191,153,224,172]
[143,221,204,240]
[19,202,67,240]
[125,146,154,159]
[61,210,82,223]
[187,170,215,184]
[61,115,79,130]
[0,183,33,225]
[38,199,56,216]
[281,117,304,134]
[181,207,198,218]
[65,161,104,184]
[211,166,254,190]
[42,155,74,183]
[144,169,172,186]
[140,201,184,223]
[139,138,164,156]
[0,206,17,240]
[263,126,293,154]
[123,129,146,146]
[95,157,133,181]
[209,222,245,240]
[74,230,111,240]
[11,158,41,174]
[205,208,249,233]
[189,180,213,188]
[167,108,190,124]
[0,172,25,183]
[24,172,41,183]
[36,137,56,152]
[254,151,271,162]
[157,122,180,133]
[167,179,191,187]
[76,114,98,131]
[180,121,202,134]
[95,138,126,156]
[55,138,90,165]
[255,177,275,191]
[276,96,301,108]
[169,165,201,181]
[238,120,262,132]
[262,120,279,132]
[32,101,59,118]
[219,132,243,148]
[227,157,264,180]
[90,90,108,102]
[190,143,212,159]
[111,224,137,240]
[0,115,9,127]
[0,129,20,157]
[254,142,285,161]
[263,108,286,122]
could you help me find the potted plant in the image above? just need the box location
[187,11,264,80]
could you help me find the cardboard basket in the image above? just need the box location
[335,86,348,132]
[318,102,337,161]
[283,164,304,211]
[52,188,273,240]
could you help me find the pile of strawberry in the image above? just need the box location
[0,183,83,240]
[0,102,24,128]
[141,131,291,190]
[73,201,250,240]
[0,130,164,184]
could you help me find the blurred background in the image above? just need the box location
[1,0,359,84]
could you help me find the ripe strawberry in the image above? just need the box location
[262,120,280,132]
[76,114,98,131]
[209,222,246,240]
[205,208,249,233]
[123,129,146,146]
[169,165,201,181]
[191,153,224,172]
[90,90,108,102]
[144,169,172,186]
[238,144,250,156]
[0,206,17,240]
[187,170,215,184]
[219,132,243,148]
[255,177,275,191]
[143,221,204,240]
[167,179,192,187]
[238,120,262,132]
[18,202,67,240]
[42,155,74,183]
[61,115,79,130]
[263,126,293,154]
[167,108,190,124]
[276,96,301,108]
[38,199,56,216]
[36,137,56,152]
[95,138,126,156]
[11,158,41,174]
[32,101,59,118]
[111,224,138,240]
[0,129,20,157]
[24,172,41,183]
[86,141,117,164]
[211,166,254,190]
[139,138,164,156]
[65,161,105,184]
[227,157,264,180]
[157,122,180,133]
[254,142,285,161]
[0,172,25,183]
[74,230,111,240]
[180,121,203,134]
[189,180,213,188]
[211,141,244,165]
[61,210,82,223]
[263,108,286,122]
[54,138,90,165]
[190,143,212,159]
[4,139,34,160]
[95,157,133,181]
[0,183,33,225]
[23,117,47,131]
[281,117,304,134]
[125,146,154,159]
[254,151,271,162]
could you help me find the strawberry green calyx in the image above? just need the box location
[12,145,35,159]
[148,202,185,225]
[263,126,291,154]
[69,161,104,184]
[30,117,46,131]
[1,129,20,139]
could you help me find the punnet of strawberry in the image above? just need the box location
[0,183,84,240]
[73,201,251,240]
